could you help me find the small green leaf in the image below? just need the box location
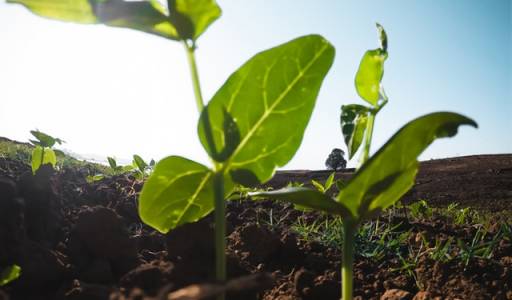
[199,105,240,162]
[138,156,232,233]
[336,112,477,220]
[376,23,388,52]
[311,179,325,193]
[199,35,335,183]
[30,130,62,148]
[168,0,221,40]
[107,157,117,169]
[86,174,105,183]
[250,187,350,217]
[133,154,148,172]
[31,146,56,173]
[355,49,387,106]
[324,172,336,191]
[340,104,370,159]
[0,265,21,286]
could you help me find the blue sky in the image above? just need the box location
[0,0,510,169]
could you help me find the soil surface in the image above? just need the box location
[0,153,511,300]
[268,154,512,212]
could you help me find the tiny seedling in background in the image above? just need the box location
[29,130,64,174]
[132,154,155,180]
[251,24,477,299]
[0,265,21,286]
[408,200,433,220]
[311,172,336,193]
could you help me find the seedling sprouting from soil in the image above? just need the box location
[0,265,21,286]
[311,172,336,194]
[8,1,335,297]
[28,130,63,174]
[132,155,155,180]
[251,24,477,299]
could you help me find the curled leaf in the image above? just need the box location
[340,104,370,159]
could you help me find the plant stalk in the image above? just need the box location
[213,172,226,300]
[360,99,387,167]
[342,221,355,300]
[40,146,45,166]
[184,41,205,112]
[360,112,375,165]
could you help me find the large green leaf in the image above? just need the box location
[250,187,350,217]
[0,265,21,286]
[168,0,221,40]
[31,146,57,173]
[138,156,232,233]
[340,104,370,159]
[336,112,477,220]
[7,0,180,40]
[354,48,387,106]
[7,0,97,23]
[198,35,335,183]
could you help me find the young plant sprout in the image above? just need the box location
[29,130,64,174]
[8,2,335,298]
[0,265,21,286]
[251,24,477,299]
[132,154,155,180]
[106,156,132,175]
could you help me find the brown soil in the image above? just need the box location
[0,154,511,300]
[267,154,512,211]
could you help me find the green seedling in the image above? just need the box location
[29,130,64,174]
[357,221,408,261]
[393,244,424,290]
[86,174,105,184]
[311,172,336,193]
[132,155,155,180]
[457,226,501,269]
[251,24,477,299]
[286,181,305,188]
[9,2,335,297]
[408,200,433,220]
[428,236,454,263]
[107,156,133,175]
[0,265,21,286]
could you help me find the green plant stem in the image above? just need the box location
[342,221,356,300]
[40,146,45,166]
[184,41,205,112]
[213,171,226,300]
[360,99,387,167]
[360,112,375,165]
